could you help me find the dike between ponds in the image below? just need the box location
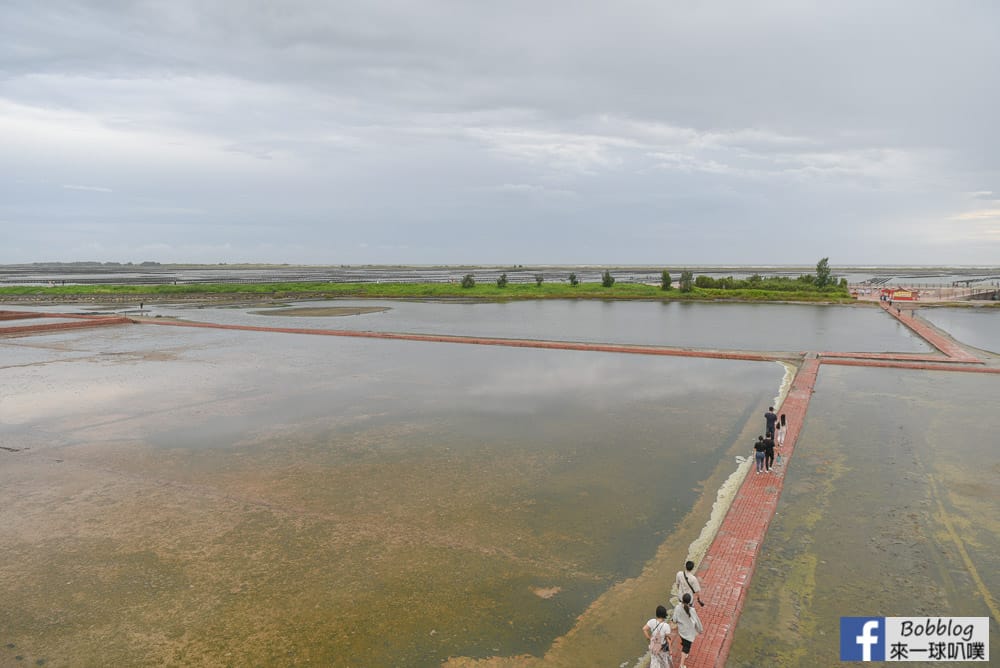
[0,310,131,336]
[2,306,997,666]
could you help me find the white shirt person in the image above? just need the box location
[675,560,703,606]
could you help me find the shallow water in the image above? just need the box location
[0,325,783,666]
[107,299,931,353]
[919,306,1000,354]
[727,365,999,666]
[1,299,934,353]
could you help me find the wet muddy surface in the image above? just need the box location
[0,325,782,666]
[727,365,999,667]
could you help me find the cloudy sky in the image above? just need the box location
[2,1,998,265]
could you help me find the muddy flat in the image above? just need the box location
[249,306,389,317]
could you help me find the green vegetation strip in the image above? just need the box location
[0,281,853,302]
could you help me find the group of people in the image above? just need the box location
[753,407,786,474]
[642,561,705,668]
[643,406,791,665]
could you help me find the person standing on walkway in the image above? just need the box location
[643,605,673,668]
[763,433,776,472]
[672,594,704,668]
[775,413,787,447]
[764,406,778,438]
[753,436,767,474]
[675,561,704,607]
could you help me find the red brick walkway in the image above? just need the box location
[877,302,981,362]
[0,311,130,336]
[682,305,990,667]
[683,354,820,668]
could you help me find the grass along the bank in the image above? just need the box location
[0,281,854,302]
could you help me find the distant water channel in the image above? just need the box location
[1,322,783,666]
[141,300,934,354]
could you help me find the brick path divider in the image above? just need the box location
[0,312,131,335]
[681,305,992,666]
[821,357,1000,374]
[877,302,981,363]
[133,317,799,363]
[682,354,820,668]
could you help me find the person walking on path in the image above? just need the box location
[675,561,704,607]
[763,433,776,473]
[643,605,673,668]
[774,413,787,467]
[764,406,778,438]
[753,436,767,474]
[672,594,704,668]
[775,413,787,447]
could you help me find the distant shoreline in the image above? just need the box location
[2,262,999,274]
[2,265,996,306]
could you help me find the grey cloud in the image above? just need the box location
[62,184,113,192]
[2,1,999,264]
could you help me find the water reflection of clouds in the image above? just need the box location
[151,300,932,353]
[462,353,776,411]
[1,321,782,442]
[2,379,137,425]
[919,307,1000,354]
[1,330,244,429]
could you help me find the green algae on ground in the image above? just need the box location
[727,366,1000,667]
[726,422,847,667]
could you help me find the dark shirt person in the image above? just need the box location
[763,435,776,472]
[753,436,767,474]
[764,407,778,437]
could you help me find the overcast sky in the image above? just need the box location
[2,1,998,265]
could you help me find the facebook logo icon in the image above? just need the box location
[840,617,885,661]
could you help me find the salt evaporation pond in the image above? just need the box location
[1,322,783,666]
[134,299,935,354]
[727,365,999,666]
[918,306,1000,354]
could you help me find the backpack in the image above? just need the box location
[648,621,668,654]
